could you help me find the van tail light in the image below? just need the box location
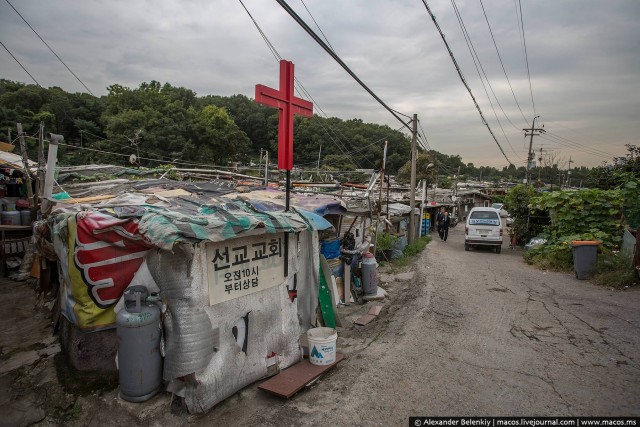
[500,228,503,237]
[465,226,469,234]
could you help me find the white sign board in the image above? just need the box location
[207,233,285,306]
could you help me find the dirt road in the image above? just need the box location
[10,226,638,426]
[195,226,640,426]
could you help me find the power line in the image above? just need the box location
[419,0,512,166]
[300,0,335,52]
[0,39,41,87]
[518,0,536,117]
[417,119,432,151]
[452,0,519,131]
[538,133,612,160]
[479,0,529,124]
[238,0,366,169]
[74,131,261,170]
[450,0,522,161]
[543,130,612,157]
[274,0,412,132]
[292,80,369,168]
[52,141,270,171]
[4,0,95,96]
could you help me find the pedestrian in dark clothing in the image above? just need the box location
[441,210,451,241]
[436,207,445,240]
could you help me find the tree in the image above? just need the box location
[322,154,357,171]
[396,152,436,184]
[504,184,547,244]
[189,105,250,163]
[587,144,640,189]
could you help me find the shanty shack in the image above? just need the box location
[45,183,333,413]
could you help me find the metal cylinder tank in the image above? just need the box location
[361,252,378,296]
[116,285,162,402]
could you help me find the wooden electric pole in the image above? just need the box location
[16,123,35,217]
[408,114,418,245]
[524,116,543,187]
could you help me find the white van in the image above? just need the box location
[465,207,503,253]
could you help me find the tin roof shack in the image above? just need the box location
[46,188,332,414]
[455,190,493,222]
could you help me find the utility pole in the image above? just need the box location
[408,114,418,245]
[566,157,573,189]
[16,123,35,216]
[36,122,45,205]
[376,141,388,233]
[524,116,543,187]
[264,151,269,186]
[537,147,543,182]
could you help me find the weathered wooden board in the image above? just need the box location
[258,353,344,398]
[354,314,377,326]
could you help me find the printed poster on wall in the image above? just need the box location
[207,233,285,306]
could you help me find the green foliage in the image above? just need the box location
[491,194,505,205]
[525,244,638,288]
[504,184,546,244]
[322,154,357,171]
[157,164,180,180]
[522,183,633,283]
[437,176,453,189]
[587,145,640,189]
[620,175,640,228]
[375,232,397,252]
[403,235,431,257]
[388,235,431,267]
[530,189,623,248]
[592,250,638,288]
[523,242,573,271]
[396,152,436,184]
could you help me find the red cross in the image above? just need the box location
[255,60,313,170]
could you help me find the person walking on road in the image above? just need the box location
[436,207,445,240]
[441,209,451,242]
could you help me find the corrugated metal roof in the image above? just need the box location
[0,150,37,172]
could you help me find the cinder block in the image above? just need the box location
[58,316,117,372]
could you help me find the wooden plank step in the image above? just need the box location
[353,314,377,326]
[258,353,344,398]
[368,305,383,316]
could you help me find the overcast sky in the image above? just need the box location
[1,0,638,169]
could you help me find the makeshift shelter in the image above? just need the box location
[45,187,333,413]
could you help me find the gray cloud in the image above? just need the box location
[1,0,638,168]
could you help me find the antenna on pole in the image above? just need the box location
[127,129,143,166]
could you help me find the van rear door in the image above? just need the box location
[468,210,501,241]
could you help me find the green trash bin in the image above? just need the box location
[570,241,601,280]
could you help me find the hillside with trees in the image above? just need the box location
[0,79,616,186]
[0,79,412,173]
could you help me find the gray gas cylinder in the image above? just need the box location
[361,252,378,296]
[116,285,162,402]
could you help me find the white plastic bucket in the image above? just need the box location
[307,327,337,366]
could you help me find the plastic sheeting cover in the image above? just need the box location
[296,230,320,334]
[146,246,216,380]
